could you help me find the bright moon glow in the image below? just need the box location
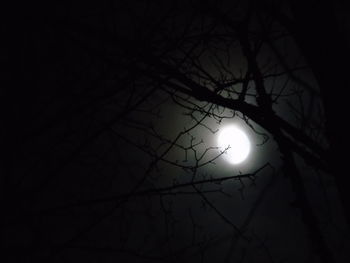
[218,126,251,164]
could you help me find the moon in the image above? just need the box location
[218,126,251,164]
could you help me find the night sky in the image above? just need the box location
[3,1,350,262]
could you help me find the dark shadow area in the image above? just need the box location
[2,1,350,262]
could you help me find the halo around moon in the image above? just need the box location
[218,126,251,164]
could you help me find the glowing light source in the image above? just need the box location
[218,126,250,164]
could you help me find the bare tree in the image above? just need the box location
[2,1,349,262]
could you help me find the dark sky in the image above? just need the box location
[3,1,350,262]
